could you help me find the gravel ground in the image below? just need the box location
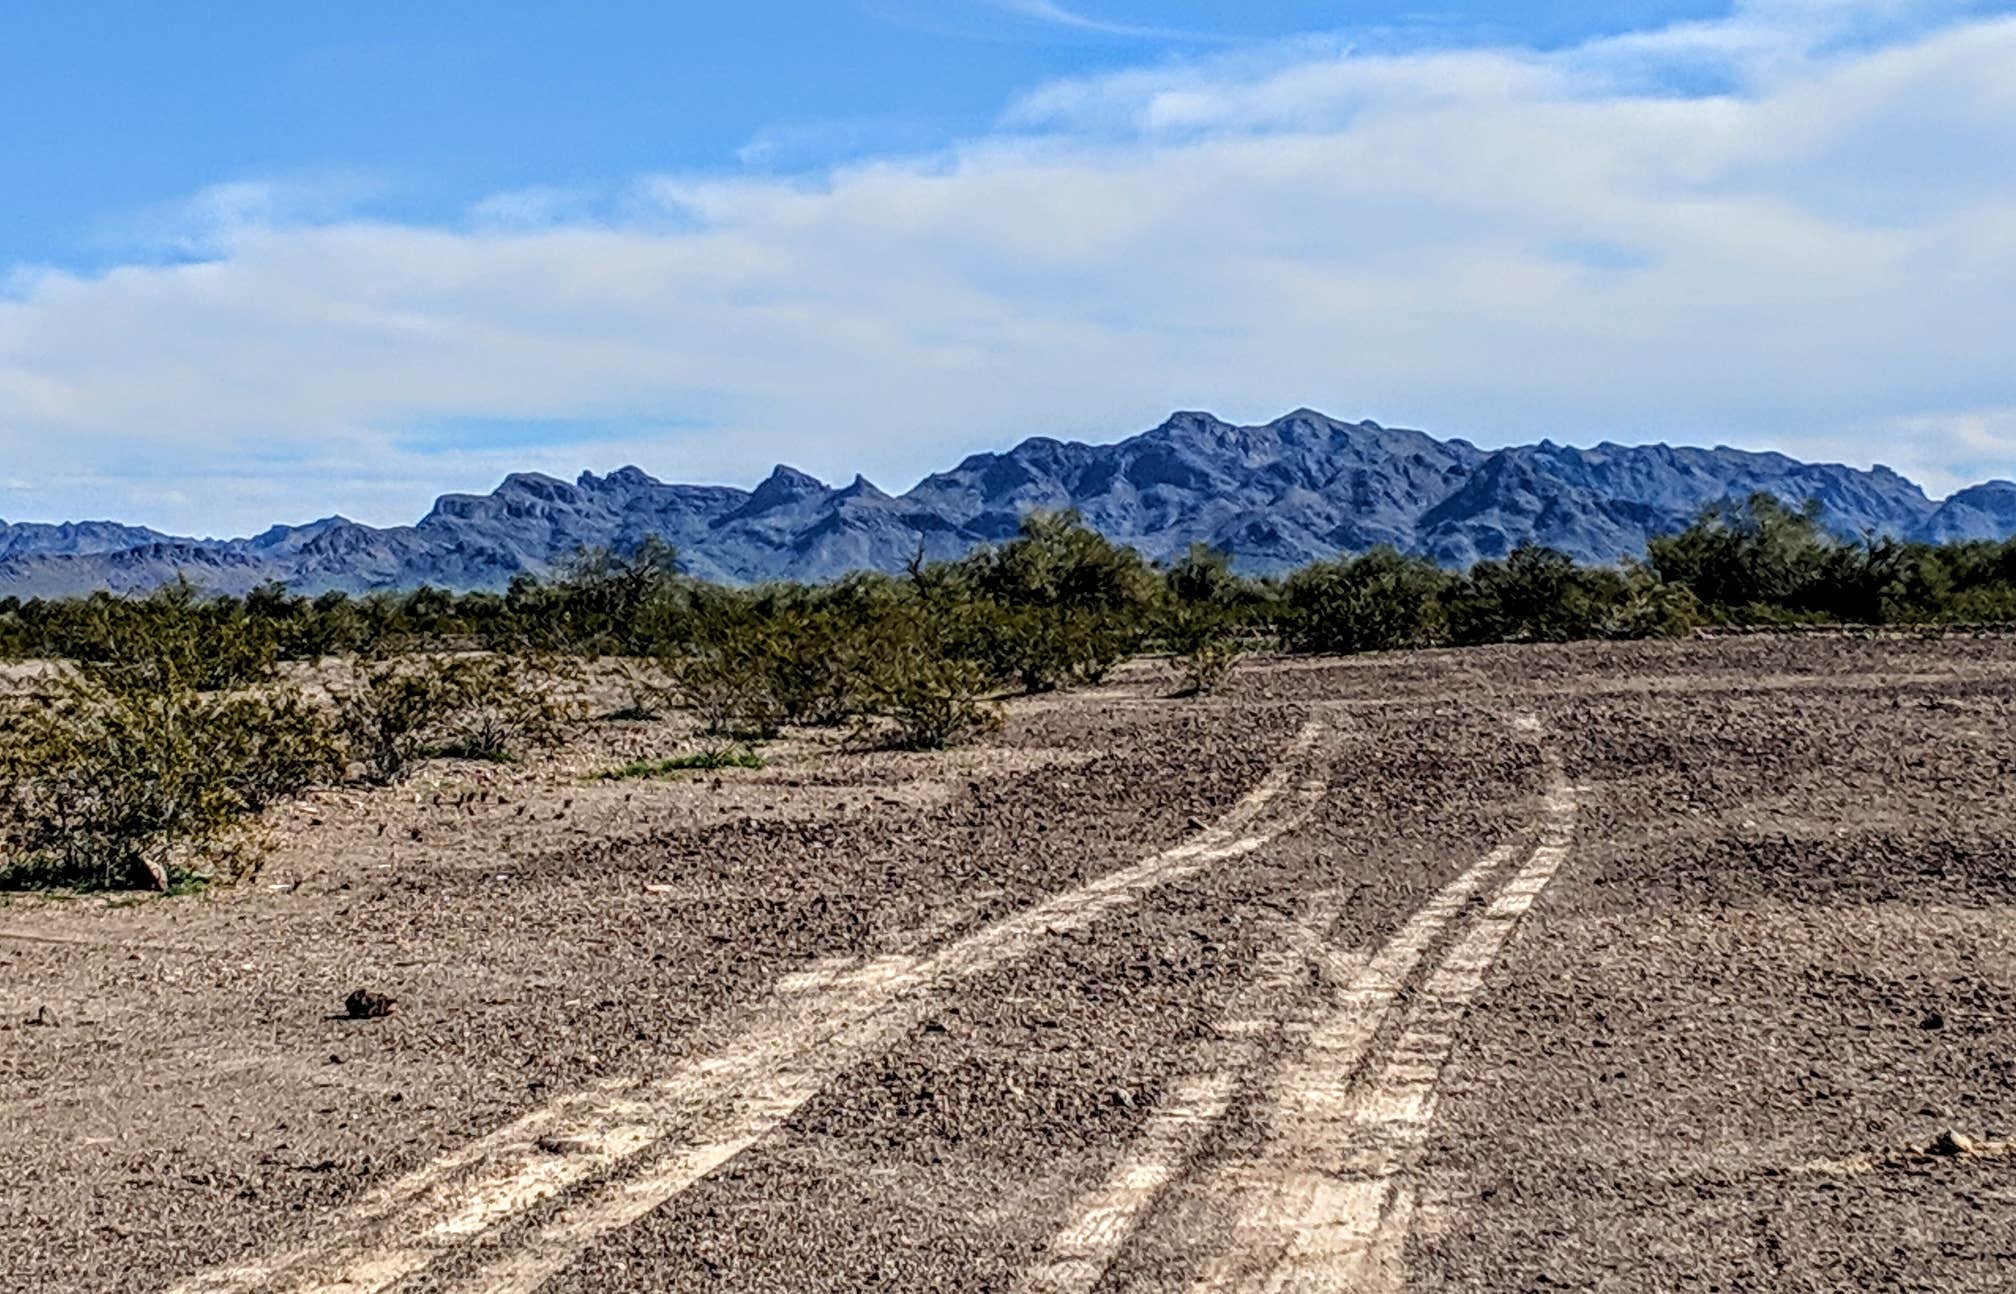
[2,637,2012,1293]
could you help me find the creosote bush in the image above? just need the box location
[1167,609,1246,696]
[849,618,1002,751]
[333,654,580,783]
[1279,547,1450,654]
[0,585,340,891]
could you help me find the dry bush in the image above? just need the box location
[661,634,787,739]
[1161,599,1249,697]
[429,654,584,762]
[603,656,674,720]
[334,653,581,783]
[0,677,339,891]
[0,585,343,891]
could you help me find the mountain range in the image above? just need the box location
[3,409,2014,597]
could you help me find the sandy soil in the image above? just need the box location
[2,638,2012,1292]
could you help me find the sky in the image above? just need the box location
[3,0,2014,536]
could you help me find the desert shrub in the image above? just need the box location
[428,654,584,761]
[1445,545,1621,644]
[1648,493,1844,618]
[968,603,1139,693]
[65,579,281,691]
[1600,567,1704,638]
[531,537,688,654]
[662,632,786,738]
[244,581,365,659]
[1843,537,1956,624]
[954,512,1159,691]
[1942,584,2016,622]
[334,653,578,782]
[850,618,1001,751]
[0,581,348,891]
[602,656,674,720]
[334,659,460,784]
[758,608,865,727]
[1278,547,1451,654]
[0,673,339,892]
[1165,604,1247,695]
[1164,542,1246,607]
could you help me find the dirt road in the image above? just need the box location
[5,637,2014,1291]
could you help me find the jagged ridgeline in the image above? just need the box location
[4,409,2016,596]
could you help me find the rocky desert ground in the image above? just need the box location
[4,636,2013,1292]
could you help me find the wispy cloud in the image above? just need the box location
[98,171,387,260]
[982,0,1220,42]
[4,3,2015,533]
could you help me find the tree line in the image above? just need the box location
[2,494,2011,892]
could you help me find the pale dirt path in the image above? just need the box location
[1006,714,1569,1294]
[1015,894,1359,1294]
[1237,779,1578,1292]
[1178,726,1575,1294]
[168,723,1329,1294]
[1167,836,1524,1293]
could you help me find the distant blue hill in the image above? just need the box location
[2,409,2012,596]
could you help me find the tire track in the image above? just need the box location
[1019,805,1541,1293]
[1165,839,1521,1292]
[1185,726,1576,1294]
[1016,897,1358,1294]
[166,721,1329,1294]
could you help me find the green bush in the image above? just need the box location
[1165,604,1247,695]
[429,654,583,761]
[663,636,787,739]
[1278,547,1451,654]
[1647,493,1837,615]
[758,607,867,727]
[850,619,1002,751]
[0,674,338,892]
[968,603,1137,693]
[0,581,344,891]
[333,659,460,784]
[1600,568,1704,639]
[954,512,1159,691]
[1446,545,1618,644]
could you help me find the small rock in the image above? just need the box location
[1921,1010,1946,1030]
[1928,1129,1976,1158]
[344,988,397,1020]
[23,1005,57,1028]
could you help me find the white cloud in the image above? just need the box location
[1861,408,2016,493]
[4,4,2016,534]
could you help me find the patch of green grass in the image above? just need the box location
[594,746,766,781]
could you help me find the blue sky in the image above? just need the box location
[3,2,1728,268]
[4,1,2015,534]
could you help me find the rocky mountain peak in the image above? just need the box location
[1,409,2008,596]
